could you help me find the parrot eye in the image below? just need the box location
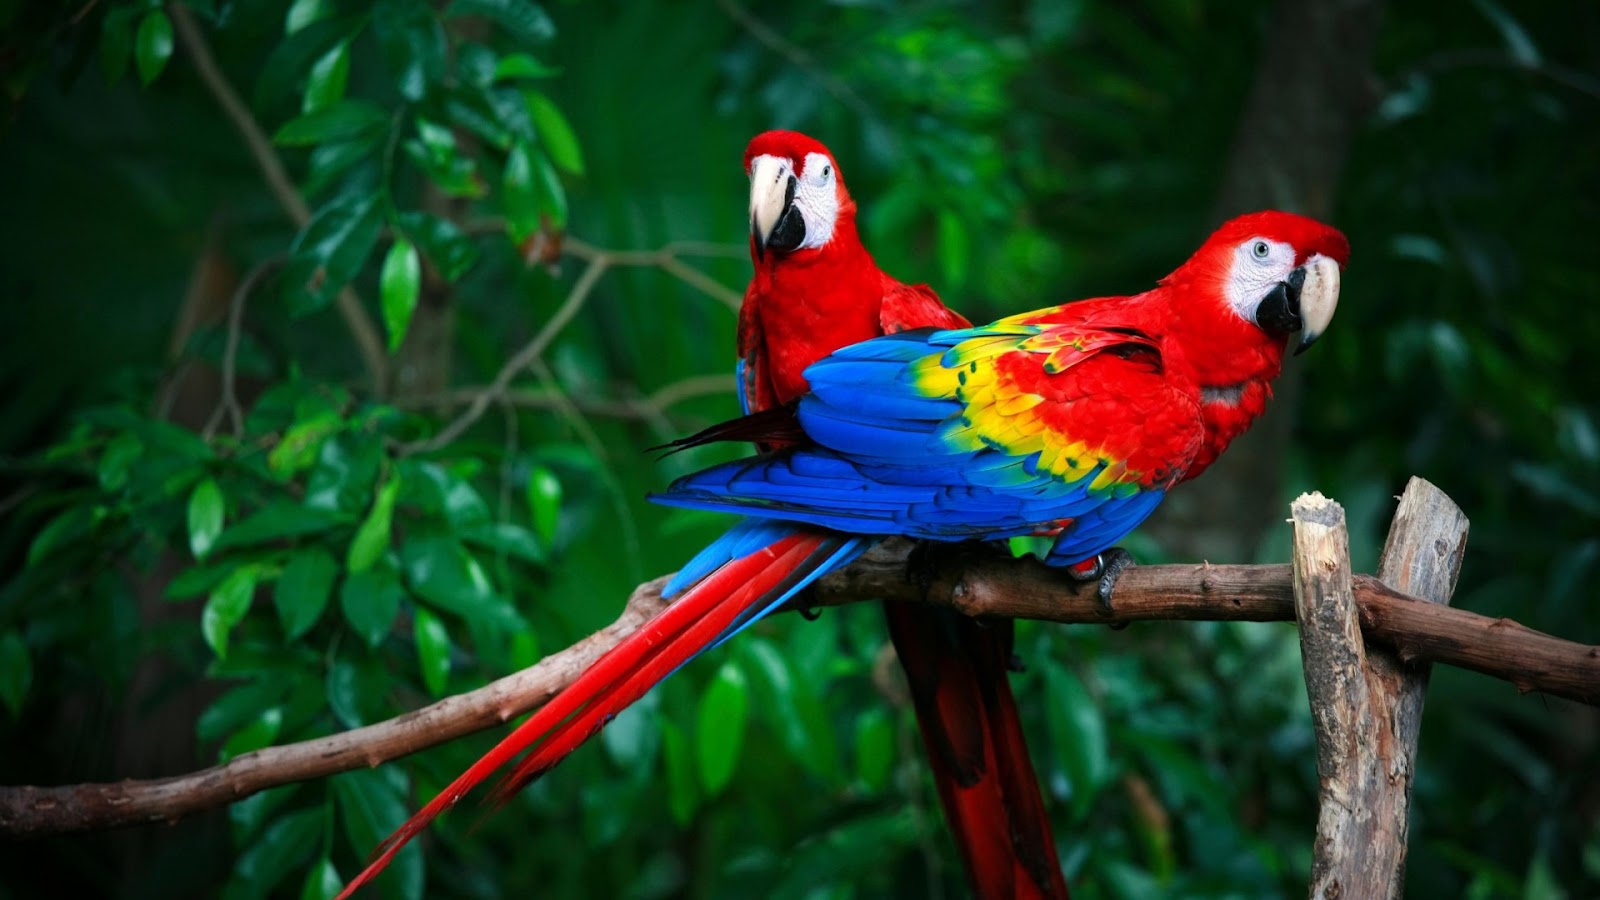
[1251,241,1271,260]
[821,165,832,179]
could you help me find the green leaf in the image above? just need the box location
[601,687,660,771]
[509,630,539,670]
[1044,663,1110,817]
[300,857,343,900]
[220,707,283,762]
[199,678,296,743]
[695,661,748,796]
[347,475,401,573]
[494,53,560,81]
[443,91,512,151]
[501,140,541,241]
[286,0,333,33]
[325,659,363,728]
[220,808,322,900]
[283,191,385,316]
[522,91,583,175]
[340,567,404,647]
[661,719,698,825]
[274,100,389,147]
[302,42,351,114]
[446,0,555,47]
[333,770,424,900]
[98,431,143,491]
[203,566,261,659]
[27,505,92,567]
[134,10,174,87]
[187,478,226,560]
[460,521,546,567]
[230,784,299,844]
[216,502,350,550]
[275,548,338,639]
[936,208,970,290]
[395,211,478,281]
[853,708,893,792]
[518,91,582,175]
[302,133,384,199]
[526,463,561,546]
[534,149,568,228]
[402,138,484,199]
[0,631,32,717]
[455,41,497,87]
[400,533,524,630]
[372,0,448,102]
[100,7,135,84]
[256,16,366,112]
[413,607,451,696]
[380,238,421,353]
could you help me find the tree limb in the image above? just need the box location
[2,539,1595,838]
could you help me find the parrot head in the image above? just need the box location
[744,130,854,262]
[1175,210,1350,355]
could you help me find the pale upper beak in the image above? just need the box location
[748,155,803,261]
[1293,253,1340,355]
[1255,252,1341,355]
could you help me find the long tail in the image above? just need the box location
[336,521,869,898]
[884,603,1070,899]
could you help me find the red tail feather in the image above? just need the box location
[336,532,832,899]
[884,604,1070,899]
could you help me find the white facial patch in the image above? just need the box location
[1225,237,1296,324]
[792,151,839,250]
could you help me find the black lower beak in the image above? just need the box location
[753,174,804,261]
[1257,265,1306,339]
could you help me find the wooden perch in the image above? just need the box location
[1291,478,1469,899]
[1,485,1595,838]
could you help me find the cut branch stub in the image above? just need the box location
[1364,476,1469,898]
[1291,491,1386,900]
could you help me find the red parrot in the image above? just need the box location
[336,137,1348,899]
[742,131,1069,899]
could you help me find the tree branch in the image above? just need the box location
[2,536,1595,838]
[170,2,389,392]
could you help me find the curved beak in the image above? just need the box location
[1256,253,1341,355]
[749,155,805,261]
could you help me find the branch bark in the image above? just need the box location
[2,534,1595,838]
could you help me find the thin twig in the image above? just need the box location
[1403,48,1600,102]
[399,257,610,454]
[3,542,1597,837]
[201,258,282,440]
[562,235,744,311]
[399,374,735,424]
[169,2,389,392]
[523,356,643,582]
[715,0,876,122]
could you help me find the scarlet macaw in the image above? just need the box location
[337,149,1346,896]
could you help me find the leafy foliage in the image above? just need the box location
[0,1,1597,898]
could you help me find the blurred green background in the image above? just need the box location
[1,0,1597,897]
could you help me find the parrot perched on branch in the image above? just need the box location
[336,132,1347,896]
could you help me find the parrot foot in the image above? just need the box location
[784,584,824,620]
[1065,547,1135,624]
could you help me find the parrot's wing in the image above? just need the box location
[735,280,773,417]
[880,280,971,333]
[653,316,1203,561]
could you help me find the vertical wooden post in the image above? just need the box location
[1290,481,1469,899]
